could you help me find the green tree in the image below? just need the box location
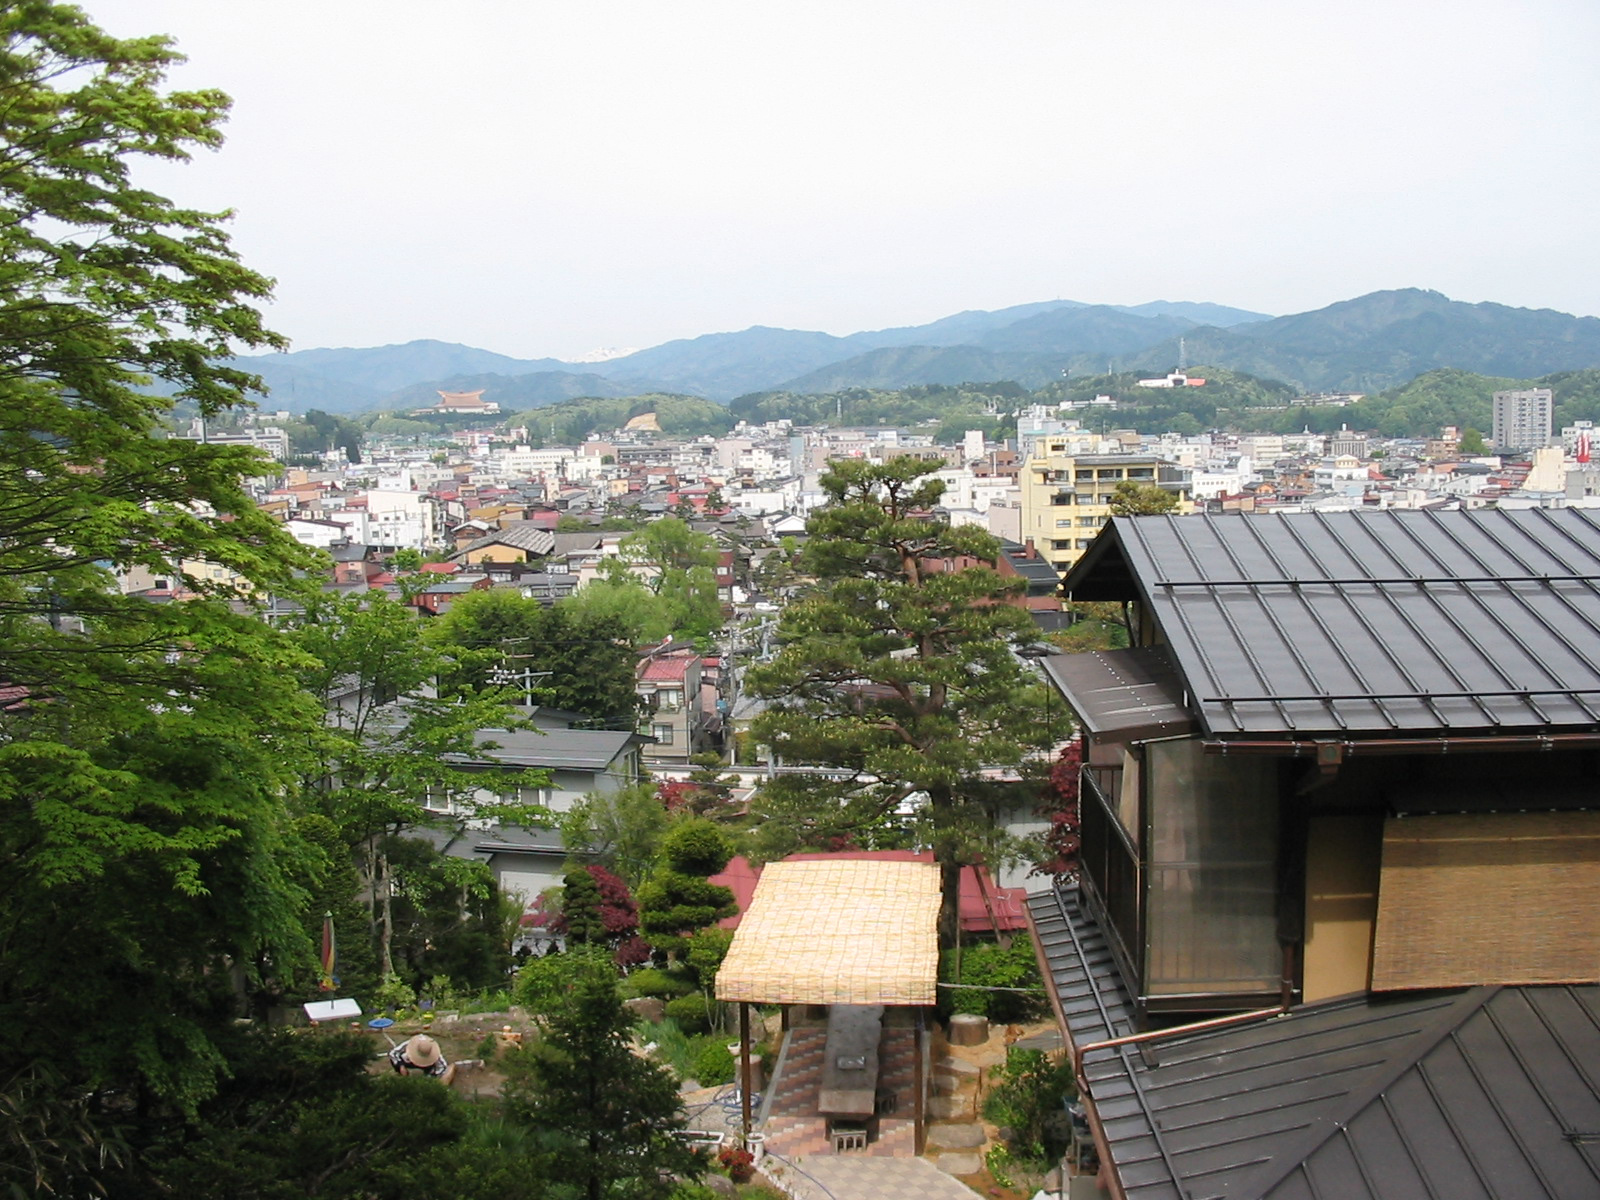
[428,589,644,728]
[561,784,672,889]
[635,818,737,954]
[0,7,335,1190]
[597,517,723,640]
[503,950,704,1200]
[745,457,1070,948]
[291,590,547,979]
[1458,426,1488,455]
[561,862,606,945]
[1106,480,1180,516]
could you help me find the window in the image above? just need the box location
[1050,539,1073,550]
[1050,493,1072,506]
[1078,516,1102,528]
[422,786,454,813]
[652,723,674,745]
[655,689,683,712]
[1056,519,1073,528]
[1098,468,1125,480]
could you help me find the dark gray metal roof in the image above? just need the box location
[1062,509,1600,739]
[1042,647,1196,743]
[1029,885,1600,1200]
[452,727,643,771]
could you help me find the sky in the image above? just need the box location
[95,0,1600,361]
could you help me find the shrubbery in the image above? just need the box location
[663,993,715,1034]
[947,937,1046,1023]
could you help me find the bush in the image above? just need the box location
[949,937,1045,1023]
[982,1047,1076,1163]
[664,993,714,1035]
[690,1038,735,1086]
[622,966,697,999]
[660,819,735,876]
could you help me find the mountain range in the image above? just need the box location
[236,290,1600,415]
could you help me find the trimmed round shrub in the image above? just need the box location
[690,1037,735,1086]
[664,992,714,1035]
[621,967,696,1000]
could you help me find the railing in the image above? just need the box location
[1078,764,1142,992]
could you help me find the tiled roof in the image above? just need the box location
[1063,509,1600,738]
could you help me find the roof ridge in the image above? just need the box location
[1221,987,1499,1200]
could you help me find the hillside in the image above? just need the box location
[1123,290,1600,393]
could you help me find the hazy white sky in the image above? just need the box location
[95,0,1600,360]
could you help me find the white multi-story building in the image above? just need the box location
[1492,388,1553,452]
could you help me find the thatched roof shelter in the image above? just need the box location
[714,859,940,1006]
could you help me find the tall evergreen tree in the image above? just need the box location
[745,457,1071,948]
[504,951,703,1200]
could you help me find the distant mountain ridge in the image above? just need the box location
[233,291,1600,415]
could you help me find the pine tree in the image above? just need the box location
[745,457,1072,948]
[504,951,704,1200]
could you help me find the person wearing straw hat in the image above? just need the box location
[388,1034,455,1084]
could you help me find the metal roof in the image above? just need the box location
[1042,647,1196,743]
[1062,509,1600,739]
[1029,885,1600,1200]
[453,728,643,771]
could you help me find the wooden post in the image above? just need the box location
[913,1008,926,1155]
[739,1001,752,1146]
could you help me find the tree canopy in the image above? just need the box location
[0,6,332,1188]
[745,457,1071,947]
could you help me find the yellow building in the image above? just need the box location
[1019,448,1193,576]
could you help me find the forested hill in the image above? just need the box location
[325,367,1600,451]
[1122,290,1600,393]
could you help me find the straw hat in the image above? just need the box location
[407,1035,441,1067]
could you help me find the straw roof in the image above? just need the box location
[714,859,940,1006]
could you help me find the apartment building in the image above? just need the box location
[1491,387,1553,452]
[1019,447,1193,576]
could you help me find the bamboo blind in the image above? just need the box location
[1371,811,1600,991]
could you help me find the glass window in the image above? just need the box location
[652,724,674,745]
[1143,740,1280,997]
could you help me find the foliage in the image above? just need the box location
[427,589,644,728]
[513,945,616,1019]
[108,1028,544,1198]
[621,967,697,1000]
[947,937,1046,1023]
[1457,426,1488,455]
[287,408,364,461]
[561,784,671,889]
[502,950,705,1200]
[289,589,545,981]
[1107,480,1179,516]
[1034,741,1083,881]
[561,862,607,944]
[596,517,724,641]
[685,926,735,992]
[637,820,737,953]
[691,1040,736,1087]
[981,1048,1076,1164]
[552,863,645,966]
[745,457,1072,946]
[664,994,716,1035]
[637,873,738,954]
[660,817,737,876]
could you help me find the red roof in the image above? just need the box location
[420,562,459,575]
[708,851,1028,934]
[639,656,692,682]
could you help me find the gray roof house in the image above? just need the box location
[1030,509,1600,1200]
[432,724,651,905]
